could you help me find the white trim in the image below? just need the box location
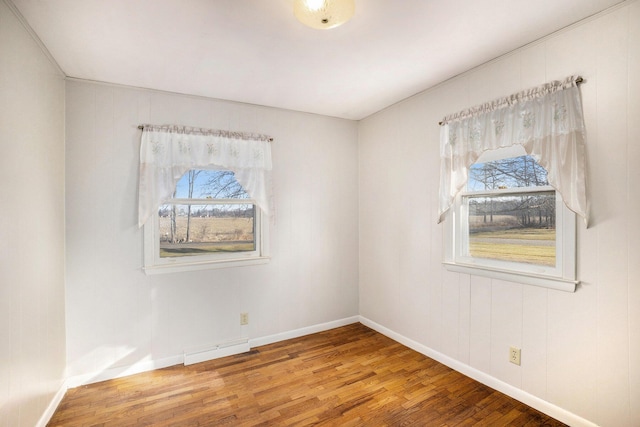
[143,199,270,274]
[35,381,68,427]
[442,262,577,292]
[143,255,270,274]
[359,316,600,427]
[183,338,250,366]
[2,0,66,76]
[65,355,183,389]
[249,316,360,348]
[460,184,556,197]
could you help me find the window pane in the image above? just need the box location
[158,204,255,258]
[465,191,556,266]
[173,170,249,199]
[467,155,549,191]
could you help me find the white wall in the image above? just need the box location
[64,80,360,381]
[358,2,639,426]
[6,1,637,425]
[0,1,66,426]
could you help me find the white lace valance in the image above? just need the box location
[138,124,273,228]
[438,76,588,226]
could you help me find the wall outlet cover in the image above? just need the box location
[509,346,521,365]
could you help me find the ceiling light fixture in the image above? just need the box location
[293,0,355,30]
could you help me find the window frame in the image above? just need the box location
[143,197,270,275]
[442,150,578,292]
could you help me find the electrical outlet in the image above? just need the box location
[240,312,249,325]
[509,346,521,365]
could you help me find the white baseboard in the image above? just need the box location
[184,338,250,366]
[249,315,360,348]
[35,380,68,427]
[65,355,183,389]
[358,316,599,427]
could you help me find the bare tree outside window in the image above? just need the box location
[158,170,256,258]
[465,156,556,266]
[201,170,248,199]
[185,170,202,242]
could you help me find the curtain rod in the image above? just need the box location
[438,76,584,126]
[137,124,273,142]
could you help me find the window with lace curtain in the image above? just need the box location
[445,147,576,290]
[439,77,587,292]
[138,125,273,274]
[144,169,268,273]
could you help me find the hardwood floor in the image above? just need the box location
[48,323,566,426]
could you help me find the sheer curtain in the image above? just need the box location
[138,125,273,228]
[438,76,589,226]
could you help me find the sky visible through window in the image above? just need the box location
[467,155,549,191]
[173,169,248,199]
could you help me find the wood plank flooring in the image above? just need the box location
[48,323,566,426]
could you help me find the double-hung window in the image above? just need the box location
[444,147,576,291]
[144,169,268,273]
[438,77,588,292]
[137,124,273,274]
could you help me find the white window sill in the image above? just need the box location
[143,256,271,275]
[442,261,578,292]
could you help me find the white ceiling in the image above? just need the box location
[12,0,623,120]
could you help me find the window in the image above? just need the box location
[443,146,577,291]
[438,78,587,292]
[143,169,269,274]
